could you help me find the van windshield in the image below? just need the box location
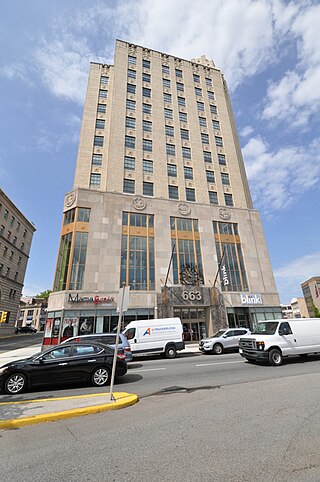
[252,322,278,335]
[212,330,227,338]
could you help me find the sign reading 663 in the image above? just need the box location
[182,290,202,301]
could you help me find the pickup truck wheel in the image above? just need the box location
[165,346,176,359]
[268,349,282,366]
[212,343,223,355]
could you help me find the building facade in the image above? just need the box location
[301,277,320,317]
[17,296,48,332]
[0,189,36,333]
[47,40,280,345]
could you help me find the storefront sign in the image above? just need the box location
[68,293,115,305]
[240,294,262,305]
[220,265,229,286]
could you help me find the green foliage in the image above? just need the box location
[35,289,52,299]
[312,303,320,318]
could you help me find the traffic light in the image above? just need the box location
[0,311,8,323]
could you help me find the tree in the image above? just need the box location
[312,303,320,318]
[35,289,52,299]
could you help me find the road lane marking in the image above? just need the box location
[196,361,243,367]
[131,367,167,372]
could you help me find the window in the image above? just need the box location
[126,99,136,110]
[176,82,184,92]
[203,151,212,163]
[128,69,136,79]
[163,93,172,103]
[90,173,101,187]
[210,104,217,114]
[199,117,207,127]
[124,156,135,170]
[221,173,230,185]
[18,256,21,265]
[184,167,193,180]
[169,185,179,199]
[20,243,24,251]
[182,147,191,159]
[125,135,135,148]
[197,101,205,111]
[209,191,218,204]
[100,76,109,85]
[205,77,212,86]
[128,55,136,65]
[77,208,91,222]
[94,136,104,147]
[195,87,202,96]
[143,182,153,196]
[164,108,173,119]
[96,119,105,129]
[162,65,169,74]
[23,228,27,238]
[4,209,8,219]
[142,59,150,69]
[143,139,152,151]
[224,193,234,206]
[180,129,189,140]
[64,209,75,225]
[126,117,136,129]
[186,188,196,201]
[193,74,200,83]
[127,83,136,94]
[9,250,13,260]
[10,216,15,227]
[163,125,174,138]
[0,264,3,274]
[206,170,215,183]
[92,154,102,166]
[99,89,107,99]
[143,87,151,98]
[143,159,153,173]
[201,133,209,144]
[167,164,177,177]
[16,222,20,232]
[178,96,186,106]
[120,212,155,291]
[218,154,226,166]
[97,103,106,113]
[208,91,215,100]
[3,246,7,256]
[166,144,176,156]
[6,267,10,277]
[212,120,220,130]
[7,231,11,240]
[143,120,152,132]
[163,78,171,89]
[215,136,223,147]
[143,103,152,114]
[143,72,151,83]
[0,225,4,235]
[13,236,17,245]
[175,69,182,78]
[179,112,187,123]
[123,179,135,194]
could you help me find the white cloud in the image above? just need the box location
[243,136,320,214]
[240,126,254,137]
[274,252,320,303]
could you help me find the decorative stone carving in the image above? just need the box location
[64,191,76,209]
[178,203,191,216]
[219,208,231,220]
[132,197,147,211]
[102,65,110,75]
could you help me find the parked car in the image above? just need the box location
[62,333,133,362]
[199,328,250,355]
[17,325,37,334]
[0,342,127,395]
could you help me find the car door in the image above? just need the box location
[223,330,237,349]
[278,322,298,356]
[68,344,107,381]
[30,345,74,386]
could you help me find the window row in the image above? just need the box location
[0,207,25,235]
[0,263,19,281]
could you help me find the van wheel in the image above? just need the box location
[165,345,176,359]
[212,343,223,355]
[268,349,282,366]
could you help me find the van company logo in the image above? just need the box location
[240,294,262,305]
[143,328,151,336]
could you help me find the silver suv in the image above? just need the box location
[199,328,250,355]
[61,333,133,362]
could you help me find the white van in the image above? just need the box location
[122,317,185,359]
[239,318,320,366]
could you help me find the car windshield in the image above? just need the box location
[212,330,227,338]
[251,322,279,335]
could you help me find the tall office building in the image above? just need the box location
[47,40,280,345]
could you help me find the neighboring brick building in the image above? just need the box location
[301,277,320,317]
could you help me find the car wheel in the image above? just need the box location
[91,367,111,387]
[212,343,223,355]
[5,373,27,394]
[165,345,176,359]
[268,349,283,366]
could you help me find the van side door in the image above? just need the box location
[278,322,297,356]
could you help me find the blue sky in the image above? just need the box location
[1,0,319,303]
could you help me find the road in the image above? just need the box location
[0,332,43,353]
[2,352,320,481]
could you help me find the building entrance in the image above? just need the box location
[174,307,207,342]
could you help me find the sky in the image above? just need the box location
[0,0,319,304]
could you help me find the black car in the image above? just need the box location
[0,342,127,395]
[17,326,37,333]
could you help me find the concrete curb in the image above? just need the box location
[0,392,139,430]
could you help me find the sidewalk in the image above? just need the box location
[0,343,199,429]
